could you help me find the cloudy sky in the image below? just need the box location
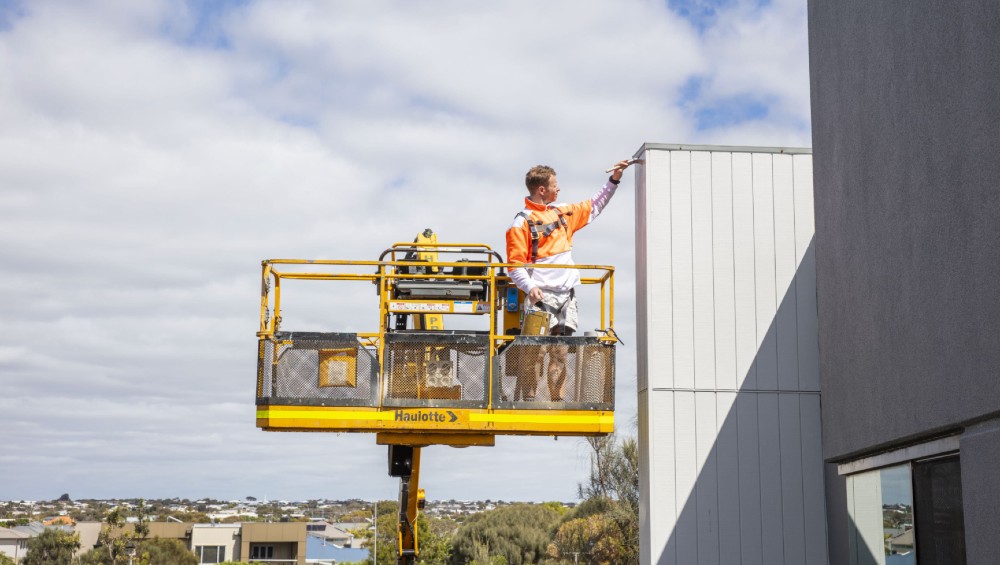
[0,0,811,503]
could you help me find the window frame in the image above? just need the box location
[841,438,966,565]
[194,544,226,564]
[250,544,276,560]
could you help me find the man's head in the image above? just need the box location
[525,165,560,204]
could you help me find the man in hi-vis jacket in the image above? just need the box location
[505,159,632,401]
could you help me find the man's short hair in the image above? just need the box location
[525,165,556,192]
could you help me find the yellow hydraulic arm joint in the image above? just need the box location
[388,445,422,565]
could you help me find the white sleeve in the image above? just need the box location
[509,266,536,294]
[588,180,618,222]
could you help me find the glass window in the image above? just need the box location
[881,465,915,563]
[846,454,966,565]
[913,455,966,565]
[847,463,914,564]
[251,545,275,559]
[196,545,226,564]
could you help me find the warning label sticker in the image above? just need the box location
[389,302,451,312]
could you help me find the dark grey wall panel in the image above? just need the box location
[809,0,1000,460]
[960,420,1000,564]
[823,463,849,565]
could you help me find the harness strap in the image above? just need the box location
[515,212,541,263]
[516,207,571,263]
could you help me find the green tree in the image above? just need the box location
[80,536,199,565]
[354,500,396,565]
[0,552,16,565]
[414,515,453,564]
[84,500,152,565]
[539,501,568,517]
[551,513,627,565]
[578,435,639,514]
[449,504,561,565]
[22,528,81,565]
[3,517,30,527]
[469,550,508,565]
[354,500,452,565]
[137,537,198,565]
[555,433,638,565]
[76,549,106,565]
[340,508,374,523]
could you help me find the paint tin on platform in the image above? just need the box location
[521,310,552,336]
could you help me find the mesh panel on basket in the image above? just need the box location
[383,335,488,404]
[498,337,614,405]
[259,334,376,405]
[258,338,275,398]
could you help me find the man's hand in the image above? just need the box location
[528,287,544,305]
[608,158,634,181]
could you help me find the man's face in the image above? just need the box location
[539,175,560,204]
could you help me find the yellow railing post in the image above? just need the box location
[273,274,282,333]
[259,262,272,336]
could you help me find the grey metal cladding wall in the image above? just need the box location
[809,0,1000,461]
[636,147,826,565]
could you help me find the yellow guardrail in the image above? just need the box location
[255,242,617,432]
[257,242,616,343]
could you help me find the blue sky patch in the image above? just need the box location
[161,0,249,49]
[679,76,706,106]
[0,0,26,33]
[677,76,772,130]
[694,94,770,129]
[276,113,319,129]
[668,0,771,32]
[386,176,408,192]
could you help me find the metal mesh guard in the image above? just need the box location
[257,332,377,407]
[496,335,615,410]
[383,332,489,408]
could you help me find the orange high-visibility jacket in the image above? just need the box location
[505,180,618,294]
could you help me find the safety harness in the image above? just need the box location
[515,207,573,263]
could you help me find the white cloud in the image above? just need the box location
[0,0,811,501]
[684,0,812,133]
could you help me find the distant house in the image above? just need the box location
[331,521,370,534]
[306,535,369,564]
[241,523,306,564]
[43,515,75,526]
[72,521,307,564]
[206,507,259,521]
[888,528,915,555]
[75,521,103,557]
[304,521,355,548]
[13,522,74,537]
[0,526,30,562]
